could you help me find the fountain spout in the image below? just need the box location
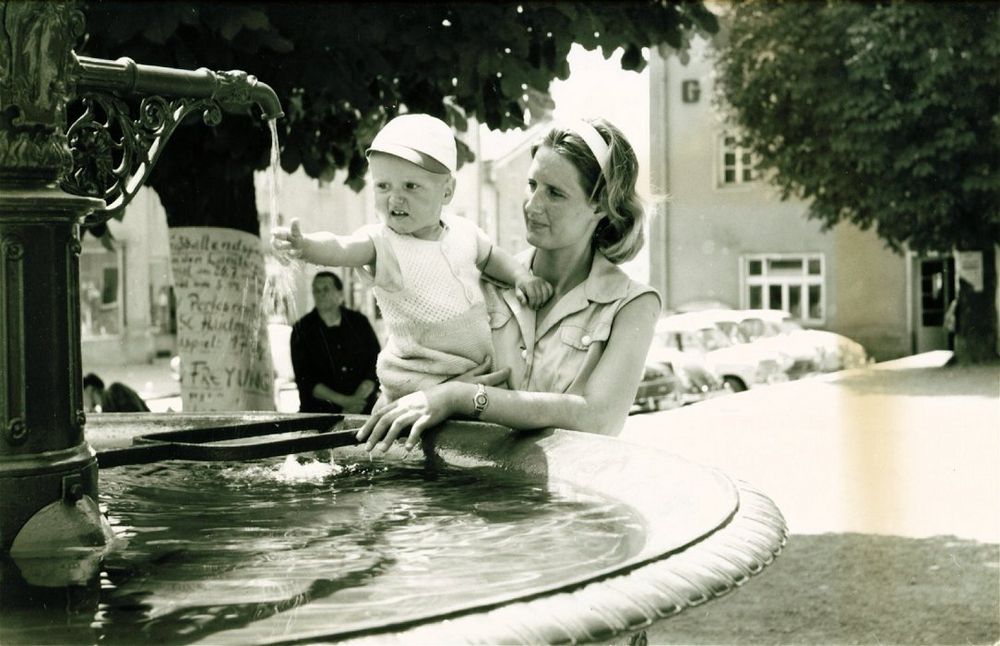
[76,55,284,120]
[61,55,284,218]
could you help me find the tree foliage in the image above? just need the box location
[712,1,999,363]
[79,2,718,232]
[711,1,999,254]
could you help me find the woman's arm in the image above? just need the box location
[356,292,659,451]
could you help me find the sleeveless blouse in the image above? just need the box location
[484,250,660,396]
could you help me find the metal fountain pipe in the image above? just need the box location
[76,55,284,119]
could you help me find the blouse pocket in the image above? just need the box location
[559,322,611,350]
[545,322,612,395]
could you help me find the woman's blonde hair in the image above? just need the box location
[531,118,645,263]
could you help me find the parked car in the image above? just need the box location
[739,309,869,372]
[631,359,683,414]
[655,313,789,392]
[647,343,728,405]
[697,308,815,379]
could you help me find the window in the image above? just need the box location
[742,253,825,323]
[719,134,758,186]
[80,244,123,337]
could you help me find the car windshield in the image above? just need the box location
[738,318,771,341]
[779,320,804,333]
[680,328,732,352]
[715,321,748,344]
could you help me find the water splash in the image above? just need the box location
[222,454,348,484]
[273,454,344,482]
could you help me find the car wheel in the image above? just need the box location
[723,376,747,393]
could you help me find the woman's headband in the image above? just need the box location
[555,118,611,178]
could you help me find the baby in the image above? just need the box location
[272,113,551,402]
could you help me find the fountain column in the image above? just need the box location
[0,2,111,554]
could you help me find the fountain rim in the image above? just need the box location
[85,413,787,645]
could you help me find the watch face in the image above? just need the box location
[475,394,488,407]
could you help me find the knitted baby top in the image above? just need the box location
[355,215,494,401]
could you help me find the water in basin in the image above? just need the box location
[2,454,644,644]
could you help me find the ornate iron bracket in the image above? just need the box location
[60,93,222,225]
[59,55,281,224]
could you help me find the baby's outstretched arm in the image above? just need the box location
[271,218,376,267]
[478,241,552,309]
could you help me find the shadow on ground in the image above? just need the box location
[647,533,999,645]
[835,364,999,399]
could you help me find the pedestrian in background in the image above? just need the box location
[290,271,381,414]
[83,372,150,412]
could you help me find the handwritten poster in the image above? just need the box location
[169,227,275,411]
[955,251,984,293]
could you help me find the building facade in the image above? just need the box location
[647,40,932,361]
[80,187,173,366]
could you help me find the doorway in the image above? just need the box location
[913,256,955,353]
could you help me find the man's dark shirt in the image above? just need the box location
[290,307,380,413]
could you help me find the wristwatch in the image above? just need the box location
[471,383,489,419]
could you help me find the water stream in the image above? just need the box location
[261,120,298,320]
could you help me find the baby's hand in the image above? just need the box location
[271,218,305,263]
[515,274,553,309]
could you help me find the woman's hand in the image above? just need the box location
[356,385,454,453]
[356,366,510,453]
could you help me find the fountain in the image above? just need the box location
[0,2,786,643]
[0,0,284,558]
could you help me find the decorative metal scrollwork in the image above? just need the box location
[60,92,223,225]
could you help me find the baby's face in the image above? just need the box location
[369,153,454,240]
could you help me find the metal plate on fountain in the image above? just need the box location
[91,412,356,467]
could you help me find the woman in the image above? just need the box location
[290,271,380,414]
[357,118,660,451]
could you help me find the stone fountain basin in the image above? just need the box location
[86,412,786,644]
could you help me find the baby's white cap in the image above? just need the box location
[367,113,457,174]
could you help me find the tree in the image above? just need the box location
[80,2,719,227]
[76,2,719,408]
[712,1,999,363]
